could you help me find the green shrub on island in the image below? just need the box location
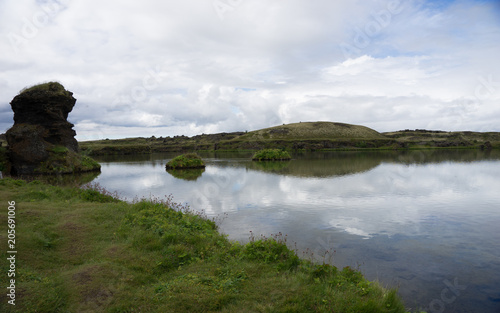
[165,153,206,169]
[252,149,291,161]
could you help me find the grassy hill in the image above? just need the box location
[383,129,500,148]
[77,122,500,155]
[79,122,392,155]
[238,121,386,141]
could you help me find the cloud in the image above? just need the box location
[1,0,499,139]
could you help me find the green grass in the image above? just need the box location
[35,149,101,174]
[0,178,416,312]
[383,130,500,148]
[79,123,500,156]
[18,81,71,97]
[252,149,292,161]
[240,122,386,141]
[165,153,206,169]
[52,145,69,154]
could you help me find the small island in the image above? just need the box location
[165,153,206,169]
[252,149,292,161]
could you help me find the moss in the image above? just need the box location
[165,153,206,169]
[35,150,101,174]
[18,81,71,97]
[52,145,69,154]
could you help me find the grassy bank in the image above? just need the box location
[0,178,414,312]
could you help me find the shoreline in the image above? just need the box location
[0,177,413,312]
[76,125,500,156]
[79,140,498,156]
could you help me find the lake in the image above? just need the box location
[91,150,500,313]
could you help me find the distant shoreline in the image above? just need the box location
[78,122,500,156]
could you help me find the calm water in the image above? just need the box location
[91,150,500,313]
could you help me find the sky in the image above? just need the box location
[1,0,499,140]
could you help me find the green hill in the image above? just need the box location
[78,122,500,155]
[238,121,386,141]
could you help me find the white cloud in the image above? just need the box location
[1,0,499,139]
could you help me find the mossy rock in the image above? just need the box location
[165,153,206,169]
[34,147,101,174]
[252,149,291,161]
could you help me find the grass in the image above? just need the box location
[165,153,206,169]
[0,145,100,175]
[0,178,417,312]
[383,129,500,148]
[79,122,500,156]
[18,81,72,97]
[240,122,386,141]
[252,149,292,161]
[52,145,69,154]
[35,149,101,174]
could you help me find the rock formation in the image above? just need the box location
[5,82,100,175]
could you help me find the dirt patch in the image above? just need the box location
[59,221,89,263]
[269,128,290,135]
[72,265,113,306]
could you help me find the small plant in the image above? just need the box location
[252,149,291,161]
[52,145,69,154]
[80,155,101,171]
[165,153,205,169]
[241,232,300,271]
[80,182,120,202]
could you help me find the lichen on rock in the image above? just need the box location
[5,82,100,175]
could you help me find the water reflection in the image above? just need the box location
[3,170,100,186]
[166,168,205,181]
[91,150,500,312]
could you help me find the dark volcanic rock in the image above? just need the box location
[5,82,99,175]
